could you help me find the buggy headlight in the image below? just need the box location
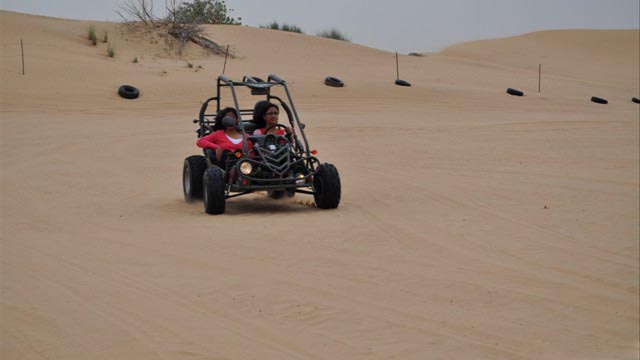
[239,161,253,175]
[295,173,306,185]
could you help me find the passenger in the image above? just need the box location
[196,107,252,165]
[253,103,292,136]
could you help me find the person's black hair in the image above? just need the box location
[262,103,279,118]
[213,107,238,130]
[252,101,270,129]
[255,102,279,130]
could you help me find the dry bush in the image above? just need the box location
[88,26,97,45]
[116,0,233,55]
[317,28,350,42]
[107,43,116,57]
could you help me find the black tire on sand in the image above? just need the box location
[313,163,341,209]
[203,167,226,214]
[118,85,140,99]
[183,155,207,202]
[506,88,524,96]
[591,96,608,104]
[324,76,344,87]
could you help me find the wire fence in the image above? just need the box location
[0,39,32,75]
[1,40,79,75]
[0,43,57,47]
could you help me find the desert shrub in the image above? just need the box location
[259,21,304,33]
[132,57,138,63]
[173,0,241,25]
[408,52,423,57]
[316,28,350,42]
[117,0,237,55]
[282,24,303,33]
[107,43,115,57]
[88,26,97,45]
[186,61,193,68]
[102,32,108,43]
[259,21,279,30]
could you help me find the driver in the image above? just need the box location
[253,103,292,137]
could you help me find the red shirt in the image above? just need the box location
[196,130,253,152]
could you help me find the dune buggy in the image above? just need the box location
[182,74,341,214]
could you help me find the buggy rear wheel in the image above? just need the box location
[267,190,286,199]
[183,155,206,202]
[267,189,296,199]
[313,163,341,209]
[203,167,226,214]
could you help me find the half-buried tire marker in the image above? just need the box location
[324,76,344,87]
[506,88,524,96]
[591,96,608,105]
[118,85,140,99]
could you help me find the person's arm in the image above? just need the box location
[282,127,293,141]
[196,131,221,150]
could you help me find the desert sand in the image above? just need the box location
[1,10,639,359]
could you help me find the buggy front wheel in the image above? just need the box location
[183,155,206,202]
[203,167,226,214]
[313,163,341,209]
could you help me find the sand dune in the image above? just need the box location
[1,10,639,359]
[440,30,639,88]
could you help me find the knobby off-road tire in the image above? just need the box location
[183,155,206,202]
[313,163,341,209]
[203,167,226,214]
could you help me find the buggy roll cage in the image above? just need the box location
[195,74,311,158]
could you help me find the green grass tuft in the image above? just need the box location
[259,21,304,34]
[88,26,97,46]
[107,43,115,58]
[316,28,350,42]
[259,21,280,30]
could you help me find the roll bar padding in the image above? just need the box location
[268,74,285,84]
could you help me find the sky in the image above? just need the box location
[1,0,638,53]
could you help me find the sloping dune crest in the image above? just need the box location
[439,29,639,88]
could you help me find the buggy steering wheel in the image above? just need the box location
[263,123,289,134]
